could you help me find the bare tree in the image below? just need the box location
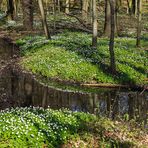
[13,0,19,19]
[92,0,98,48]
[136,0,142,47]
[21,0,33,31]
[38,0,51,39]
[82,0,89,21]
[65,0,69,14]
[109,0,116,74]
[104,0,111,37]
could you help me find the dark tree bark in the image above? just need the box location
[127,0,132,14]
[109,0,116,74]
[21,0,33,31]
[0,0,3,9]
[132,0,136,13]
[104,0,118,37]
[13,0,19,19]
[104,0,111,37]
[92,0,98,48]
[127,0,138,15]
[7,0,15,20]
[38,0,51,39]
[136,0,142,47]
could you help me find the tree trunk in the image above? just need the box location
[57,0,60,13]
[135,0,137,17]
[38,0,51,39]
[21,0,33,31]
[115,0,118,35]
[109,0,116,74]
[132,0,136,13]
[104,0,117,37]
[65,0,69,14]
[13,0,19,19]
[53,0,56,32]
[0,0,2,9]
[104,0,111,37]
[136,0,142,47]
[92,0,98,48]
[7,0,15,20]
[82,0,89,21]
[127,0,132,14]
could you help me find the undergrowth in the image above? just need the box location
[16,31,148,85]
[0,107,147,147]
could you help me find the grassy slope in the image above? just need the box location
[17,31,147,85]
[0,107,147,147]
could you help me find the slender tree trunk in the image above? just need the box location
[53,0,56,32]
[0,0,2,9]
[89,0,92,23]
[21,0,33,31]
[57,0,60,13]
[127,0,129,13]
[104,0,117,36]
[13,0,19,19]
[38,0,51,39]
[80,0,83,10]
[109,0,116,74]
[92,0,98,48]
[115,0,118,35]
[136,0,142,47]
[82,0,89,21]
[127,0,132,14]
[104,0,111,37]
[132,0,135,13]
[7,0,15,20]
[135,0,137,17]
[65,0,69,14]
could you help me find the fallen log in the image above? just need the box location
[80,83,129,88]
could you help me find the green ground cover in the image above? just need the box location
[0,107,147,147]
[17,31,147,85]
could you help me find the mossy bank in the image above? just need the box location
[17,31,148,86]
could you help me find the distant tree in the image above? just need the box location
[0,0,3,9]
[92,0,98,48]
[65,0,69,14]
[135,0,138,16]
[57,0,60,13]
[104,0,111,37]
[52,0,56,32]
[7,0,14,20]
[127,0,138,16]
[104,0,118,37]
[127,0,132,14]
[89,0,92,23]
[21,0,33,31]
[109,0,116,74]
[82,0,89,21]
[13,0,19,19]
[38,0,51,39]
[136,0,142,47]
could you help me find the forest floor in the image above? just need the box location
[0,9,147,88]
[0,107,148,148]
[0,5,148,147]
[16,31,147,88]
